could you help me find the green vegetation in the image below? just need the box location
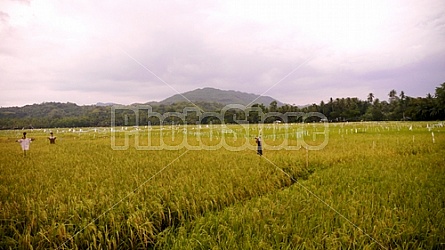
[1,82,444,129]
[159,87,282,106]
[0,122,444,249]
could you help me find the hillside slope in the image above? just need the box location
[159,87,283,106]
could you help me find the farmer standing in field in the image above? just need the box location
[255,136,263,156]
[48,132,56,144]
[16,132,34,157]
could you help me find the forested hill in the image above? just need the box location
[158,87,283,106]
[0,83,444,129]
[0,101,225,129]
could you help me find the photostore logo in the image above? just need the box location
[111,104,329,151]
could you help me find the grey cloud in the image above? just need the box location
[1,0,445,107]
[358,53,445,87]
[0,11,9,23]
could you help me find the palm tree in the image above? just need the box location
[388,89,397,103]
[435,82,445,119]
[367,93,374,103]
[389,89,397,97]
[400,90,406,120]
[399,91,405,101]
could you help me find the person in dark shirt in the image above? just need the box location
[48,132,56,144]
[255,137,262,156]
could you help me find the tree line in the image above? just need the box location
[310,82,444,122]
[0,83,444,129]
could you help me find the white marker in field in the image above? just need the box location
[432,132,435,143]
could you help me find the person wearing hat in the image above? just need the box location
[48,132,56,144]
[16,132,34,156]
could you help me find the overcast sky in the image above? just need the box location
[1,0,444,107]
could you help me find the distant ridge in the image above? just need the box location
[159,87,283,106]
[96,102,117,107]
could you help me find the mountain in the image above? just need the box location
[96,102,118,106]
[159,87,284,106]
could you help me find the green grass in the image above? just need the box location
[0,122,444,249]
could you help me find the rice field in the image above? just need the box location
[0,121,444,249]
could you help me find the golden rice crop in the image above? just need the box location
[0,122,444,249]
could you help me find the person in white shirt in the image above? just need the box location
[17,132,34,156]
